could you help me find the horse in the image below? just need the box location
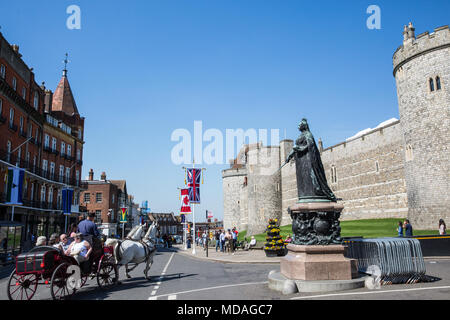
[126,224,146,240]
[105,221,159,280]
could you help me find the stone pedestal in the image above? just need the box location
[280,244,358,281]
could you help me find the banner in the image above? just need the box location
[180,188,192,214]
[6,168,24,205]
[187,168,201,203]
[62,188,74,215]
[206,210,213,219]
[120,207,128,223]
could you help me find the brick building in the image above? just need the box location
[0,32,85,249]
[79,169,130,237]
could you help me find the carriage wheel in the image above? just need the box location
[97,261,118,289]
[50,263,75,300]
[7,271,38,301]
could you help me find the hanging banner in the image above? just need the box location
[120,207,128,223]
[180,188,192,214]
[62,188,74,215]
[5,168,25,205]
[187,168,201,204]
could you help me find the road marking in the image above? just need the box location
[168,295,177,300]
[290,285,450,300]
[147,252,175,300]
[150,281,268,300]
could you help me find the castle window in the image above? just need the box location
[405,144,413,162]
[429,78,435,92]
[436,76,441,90]
[331,166,337,184]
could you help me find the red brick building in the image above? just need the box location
[79,170,130,237]
[0,32,85,250]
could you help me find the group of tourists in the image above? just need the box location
[397,218,447,237]
[213,227,239,254]
[33,212,101,264]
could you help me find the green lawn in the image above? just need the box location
[237,218,440,243]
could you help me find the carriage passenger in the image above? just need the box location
[65,233,92,264]
[58,234,70,252]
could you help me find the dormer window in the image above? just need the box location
[436,76,441,90]
[429,78,435,92]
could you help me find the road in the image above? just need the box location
[1,246,450,301]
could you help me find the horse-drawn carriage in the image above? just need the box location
[6,237,118,300]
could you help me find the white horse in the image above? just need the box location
[126,224,146,240]
[105,221,159,280]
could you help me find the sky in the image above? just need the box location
[1,0,448,223]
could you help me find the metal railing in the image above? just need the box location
[345,237,438,285]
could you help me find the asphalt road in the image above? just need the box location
[1,247,450,301]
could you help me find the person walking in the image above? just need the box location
[397,221,404,237]
[215,231,220,252]
[220,230,225,252]
[403,219,413,237]
[231,228,237,254]
[439,219,446,235]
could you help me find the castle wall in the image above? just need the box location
[320,121,408,220]
[222,168,247,231]
[393,25,450,229]
[246,146,282,236]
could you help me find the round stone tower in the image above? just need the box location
[222,167,247,231]
[393,23,450,229]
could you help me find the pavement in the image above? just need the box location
[173,244,282,264]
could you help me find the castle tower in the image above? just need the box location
[393,23,450,229]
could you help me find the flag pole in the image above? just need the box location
[192,158,196,255]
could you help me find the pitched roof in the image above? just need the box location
[51,72,79,115]
[110,180,127,193]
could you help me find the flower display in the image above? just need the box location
[264,218,287,257]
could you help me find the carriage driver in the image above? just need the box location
[65,233,92,265]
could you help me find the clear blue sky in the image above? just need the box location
[1,0,448,223]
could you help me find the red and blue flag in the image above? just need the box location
[187,168,201,203]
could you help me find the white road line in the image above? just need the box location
[290,285,450,300]
[147,252,175,300]
[150,281,268,300]
[168,295,177,300]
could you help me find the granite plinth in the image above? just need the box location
[280,244,358,281]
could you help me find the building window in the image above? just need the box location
[28,123,32,138]
[84,193,91,203]
[112,194,115,204]
[59,165,64,182]
[22,87,26,100]
[50,162,55,180]
[12,77,17,91]
[405,144,413,162]
[52,138,57,152]
[429,78,435,92]
[75,170,79,186]
[76,149,81,161]
[436,76,441,90]
[65,167,70,184]
[9,108,14,126]
[96,193,103,203]
[48,187,53,205]
[33,92,39,110]
[42,159,48,175]
[67,144,72,157]
[16,147,21,167]
[0,64,5,79]
[61,142,65,156]
[19,116,24,134]
[95,210,102,224]
[331,165,337,184]
[6,141,11,162]
[40,185,46,202]
[44,134,50,148]
[78,129,82,140]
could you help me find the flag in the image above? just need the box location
[62,188,74,215]
[6,168,24,205]
[120,208,128,223]
[187,168,201,203]
[180,189,192,214]
[180,214,185,223]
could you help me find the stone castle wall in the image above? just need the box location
[320,121,408,220]
[393,25,450,229]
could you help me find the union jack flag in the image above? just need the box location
[187,168,201,203]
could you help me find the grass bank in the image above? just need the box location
[237,218,440,242]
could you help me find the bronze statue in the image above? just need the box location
[285,118,336,203]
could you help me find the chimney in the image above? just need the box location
[89,169,94,181]
[100,172,106,181]
[44,90,53,113]
[11,44,22,57]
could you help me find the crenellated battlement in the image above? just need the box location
[393,24,450,76]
